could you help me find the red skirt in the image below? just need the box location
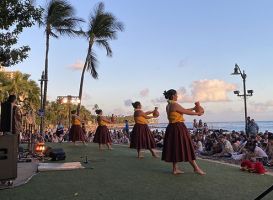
[70,125,86,142]
[162,122,196,162]
[93,126,112,144]
[130,123,156,149]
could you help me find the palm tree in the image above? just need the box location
[77,2,124,114]
[40,0,83,122]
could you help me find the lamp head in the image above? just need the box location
[247,90,253,95]
[233,90,240,95]
[231,64,240,75]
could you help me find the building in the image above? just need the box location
[0,66,17,79]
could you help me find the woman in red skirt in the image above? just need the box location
[162,89,205,175]
[70,110,86,145]
[130,101,158,158]
[93,109,113,150]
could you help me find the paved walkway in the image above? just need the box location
[0,160,38,190]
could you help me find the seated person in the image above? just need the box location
[213,135,234,157]
[266,133,273,166]
[52,133,59,143]
[232,138,241,152]
[244,141,268,165]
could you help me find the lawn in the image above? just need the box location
[1,143,273,200]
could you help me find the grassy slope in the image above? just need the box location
[1,143,273,200]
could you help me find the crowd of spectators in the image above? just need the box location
[19,117,273,169]
[190,118,273,168]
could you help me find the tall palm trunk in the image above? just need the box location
[42,31,50,133]
[77,43,92,114]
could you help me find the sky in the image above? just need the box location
[9,0,273,122]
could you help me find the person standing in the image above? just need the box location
[198,119,203,129]
[56,121,64,137]
[70,110,86,145]
[248,119,259,136]
[193,119,198,133]
[9,95,22,135]
[124,119,129,136]
[1,95,22,135]
[130,101,158,158]
[161,89,205,175]
[93,109,113,150]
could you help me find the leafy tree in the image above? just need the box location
[77,2,124,114]
[0,0,43,67]
[0,71,40,113]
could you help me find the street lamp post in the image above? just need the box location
[38,71,47,135]
[231,64,253,137]
[57,95,80,129]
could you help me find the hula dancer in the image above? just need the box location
[130,101,158,158]
[70,110,86,145]
[162,89,205,175]
[93,109,113,150]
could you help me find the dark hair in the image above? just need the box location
[71,110,76,114]
[8,95,16,103]
[268,133,273,140]
[245,140,257,152]
[95,109,102,115]
[132,101,141,109]
[163,89,177,100]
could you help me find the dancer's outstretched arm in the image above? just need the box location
[175,104,201,116]
[100,116,112,123]
[140,111,155,119]
[145,111,154,115]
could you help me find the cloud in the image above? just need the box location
[151,79,236,104]
[69,60,84,71]
[249,100,273,113]
[139,88,149,97]
[124,99,133,107]
[151,96,165,104]
[177,87,193,102]
[191,79,236,102]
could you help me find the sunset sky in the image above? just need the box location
[10,0,273,122]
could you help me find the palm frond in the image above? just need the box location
[42,0,83,38]
[96,39,112,56]
[86,50,99,79]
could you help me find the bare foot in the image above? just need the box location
[138,155,144,159]
[194,169,206,175]
[173,169,184,175]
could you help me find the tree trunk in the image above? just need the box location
[77,43,92,115]
[42,32,50,134]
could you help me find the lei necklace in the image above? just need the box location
[167,100,177,104]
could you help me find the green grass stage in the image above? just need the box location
[1,143,273,200]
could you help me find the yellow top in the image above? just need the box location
[168,111,184,123]
[72,117,81,126]
[135,116,148,124]
[97,116,108,126]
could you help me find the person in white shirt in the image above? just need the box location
[214,135,234,157]
[244,141,268,162]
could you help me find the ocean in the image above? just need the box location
[148,121,273,133]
